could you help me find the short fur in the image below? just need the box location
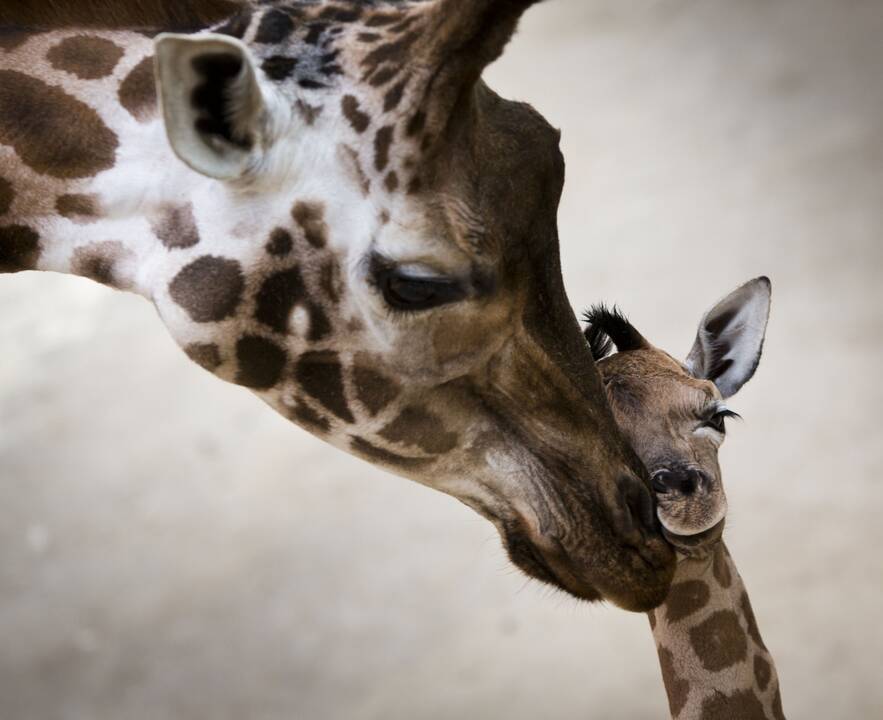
[0,0,241,29]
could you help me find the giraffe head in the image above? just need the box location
[584,278,772,549]
[115,1,680,609]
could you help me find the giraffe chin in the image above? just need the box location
[500,523,674,611]
[661,518,726,557]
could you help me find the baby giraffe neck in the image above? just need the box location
[648,542,785,720]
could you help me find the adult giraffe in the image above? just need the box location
[0,0,675,609]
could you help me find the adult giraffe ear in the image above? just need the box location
[154,33,266,180]
[686,277,772,399]
[419,0,543,133]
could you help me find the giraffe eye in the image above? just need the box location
[371,260,466,312]
[706,413,727,434]
[703,408,740,434]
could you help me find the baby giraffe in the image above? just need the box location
[584,277,786,720]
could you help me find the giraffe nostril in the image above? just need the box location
[653,468,704,496]
[652,472,672,494]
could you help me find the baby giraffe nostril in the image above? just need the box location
[653,468,705,496]
[652,472,672,494]
[677,474,697,495]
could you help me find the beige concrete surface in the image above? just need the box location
[1,1,882,718]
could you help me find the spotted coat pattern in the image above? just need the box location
[649,543,785,720]
[0,0,680,609]
[0,4,466,473]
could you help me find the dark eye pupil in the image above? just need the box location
[387,276,438,306]
[709,414,726,433]
[379,271,465,311]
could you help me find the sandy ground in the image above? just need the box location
[1,1,882,718]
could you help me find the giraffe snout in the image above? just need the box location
[651,467,709,497]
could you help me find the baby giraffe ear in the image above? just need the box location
[154,33,266,180]
[686,277,772,398]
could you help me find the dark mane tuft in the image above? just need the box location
[582,303,649,360]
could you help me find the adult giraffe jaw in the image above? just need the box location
[0,1,675,609]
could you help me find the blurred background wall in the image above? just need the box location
[1,0,881,718]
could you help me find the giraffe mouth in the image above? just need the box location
[661,518,726,555]
[499,517,673,609]
[500,525,601,603]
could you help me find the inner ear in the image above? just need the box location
[155,33,265,180]
[686,277,772,398]
[190,52,253,150]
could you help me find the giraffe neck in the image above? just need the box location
[648,542,785,720]
[0,29,171,294]
[1,24,371,290]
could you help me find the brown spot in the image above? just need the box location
[353,363,400,416]
[407,177,422,195]
[185,342,222,372]
[296,100,322,125]
[699,689,768,720]
[712,543,732,589]
[648,609,657,631]
[754,654,772,692]
[367,66,397,88]
[341,95,370,133]
[405,110,426,137]
[0,71,118,179]
[349,436,436,470]
[362,32,418,83]
[119,56,157,122]
[254,266,306,334]
[292,201,327,248]
[388,15,417,34]
[47,36,123,79]
[56,193,98,219]
[71,240,130,287]
[261,55,298,81]
[0,29,29,52]
[235,335,286,389]
[656,646,689,717]
[384,171,399,193]
[255,9,294,44]
[295,350,354,423]
[0,177,13,215]
[169,255,244,323]
[689,610,748,672]
[307,303,332,342]
[382,78,407,113]
[266,228,293,257]
[319,259,342,304]
[152,203,200,249]
[215,9,253,39]
[365,12,400,28]
[290,401,331,434]
[379,406,458,455]
[0,224,40,272]
[373,125,393,172]
[665,580,711,624]
[740,591,768,652]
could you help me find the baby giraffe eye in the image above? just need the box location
[702,407,741,434]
